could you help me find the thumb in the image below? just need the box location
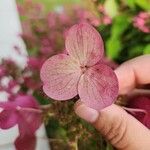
[74,102,150,150]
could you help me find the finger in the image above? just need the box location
[115,54,150,94]
[74,101,150,150]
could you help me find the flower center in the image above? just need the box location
[80,65,88,74]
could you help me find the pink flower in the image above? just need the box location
[47,12,57,29]
[59,12,71,25]
[103,16,112,25]
[133,12,150,33]
[28,56,44,70]
[40,23,118,111]
[6,80,19,95]
[40,38,53,55]
[21,21,36,42]
[0,95,42,150]
[127,95,150,129]
[24,77,42,90]
[17,0,44,20]
[0,65,6,78]
[97,4,112,25]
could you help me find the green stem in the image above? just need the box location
[69,138,78,150]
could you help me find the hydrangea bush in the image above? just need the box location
[0,0,150,150]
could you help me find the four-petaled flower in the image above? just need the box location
[40,23,118,111]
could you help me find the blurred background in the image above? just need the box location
[0,0,150,150]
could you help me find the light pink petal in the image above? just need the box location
[65,22,104,66]
[40,54,81,100]
[78,64,118,111]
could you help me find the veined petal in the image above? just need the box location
[65,23,104,66]
[40,54,81,100]
[78,64,118,111]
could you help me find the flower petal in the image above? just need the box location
[15,112,39,150]
[15,134,36,150]
[127,95,150,129]
[15,95,40,109]
[18,109,42,133]
[40,54,81,100]
[0,110,18,129]
[78,64,118,111]
[65,23,104,66]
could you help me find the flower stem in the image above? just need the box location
[123,106,147,114]
[69,139,78,150]
[16,106,42,113]
[40,104,52,109]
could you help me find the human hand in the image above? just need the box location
[74,55,150,150]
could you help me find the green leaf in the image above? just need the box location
[125,0,136,8]
[32,0,81,11]
[104,0,118,18]
[34,92,50,105]
[55,127,67,140]
[106,38,121,59]
[27,47,39,56]
[46,118,60,138]
[106,14,130,59]
[143,44,150,54]
[129,45,144,58]
[111,14,130,39]
[135,0,150,10]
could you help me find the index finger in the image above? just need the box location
[115,54,150,94]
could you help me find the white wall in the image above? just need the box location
[0,0,27,67]
[0,0,50,149]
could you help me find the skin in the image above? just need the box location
[74,55,150,150]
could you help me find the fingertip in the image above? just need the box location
[114,55,150,95]
[114,62,135,94]
[74,101,99,123]
[74,100,83,110]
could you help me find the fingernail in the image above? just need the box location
[74,103,99,123]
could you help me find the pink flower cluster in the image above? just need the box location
[0,95,42,150]
[0,59,42,150]
[97,4,112,25]
[75,4,112,27]
[133,12,150,33]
